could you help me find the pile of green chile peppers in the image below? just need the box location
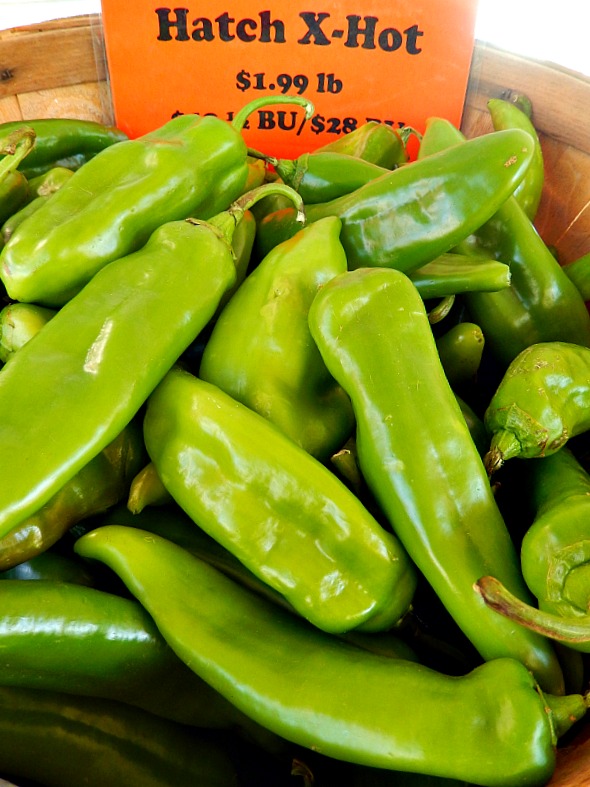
[73,525,588,787]
[3,94,590,786]
[0,96,312,306]
[416,112,590,368]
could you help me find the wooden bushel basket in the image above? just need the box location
[1,14,590,787]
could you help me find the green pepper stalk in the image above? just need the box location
[0,96,312,306]
[143,366,416,634]
[199,215,354,461]
[0,126,35,225]
[0,181,303,541]
[488,96,545,221]
[417,117,590,367]
[483,341,590,474]
[254,128,536,268]
[474,449,590,651]
[74,525,588,786]
[308,267,564,694]
[0,684,240,787]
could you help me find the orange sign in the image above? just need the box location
[100,0,479,159]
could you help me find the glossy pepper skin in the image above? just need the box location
[0,117,128,179]
[563,250,590,301]
[418,117,590,367]
[0,685,240,787]
[435,322,485,390]
[0,114,249,306]
[0,301,56,363]
[1,167,75,245]
[271,151,390,203]
[0,577,281,742]
[475,449,590,652]
[200,216,355,460]
[483,341,590,474]
[254,128,535,268]
[318,120,411,168]
[98,502,419,663]
[0,126,35,225]
[74,525,588,786]
[143,366,417,634]
[308,267,564,694]
[488,96,544,221]
[0,420,146,570]
[408,253,510,300]
[0,213,237,541]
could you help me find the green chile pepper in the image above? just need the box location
[475,449,590,650]
[254,128,535,268]
[27,165,75,197]
[128,461,173,513]
[0,301,56,363]
[488,96,544,221]
[0,183,295,540]
[417,117,590,367]
[307,267,564,694]
[0,578,282,747]
[200,216,354,460]
[563,250,590,301]
[319,121,411,168]
[0,685,240,787]
[1,167,75,245]
[435,322,485,390]
[1,195,45,245]
[0,118,128,179]
[0,549,96,585]
[74,525,588,786]
[266,150,390,203]
[409,253,511,299]
[0,420,146,570]
[483,341,590,474]
[0,96,311,306]
[143,366,417,634]
[0,126,35,225]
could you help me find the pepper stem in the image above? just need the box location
[483,430,521,476]
[206,182,305,248]
[0,126,36,182]
[475,575,590,645]
[232,96,315,134]
[542,691,589,743]
[246,147,278,167]
[399,125,423,145]
[427,294,455,324]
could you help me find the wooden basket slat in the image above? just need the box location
[0,14,105,99]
